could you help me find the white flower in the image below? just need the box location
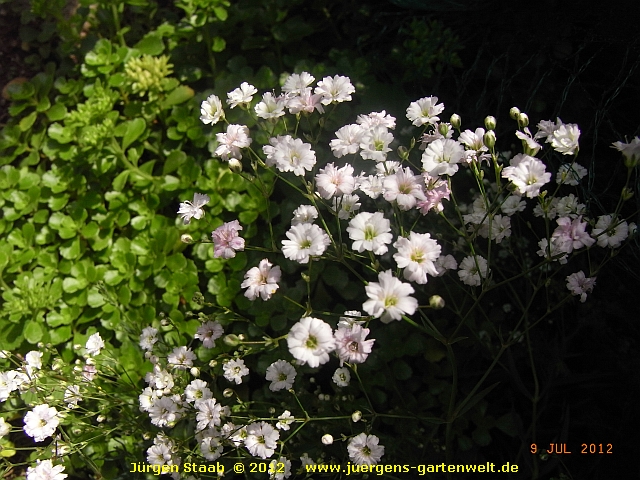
[501,154,551,198]
[242,259,282,301]
[357,110,396,130]
[314,75,355,105]
[566,271,596,303]
[291,205,318,225]
[534,119,561,141]
[592,214,629,248]
[223,358,249,385]
[0,417,11,438]
[359,126,393,162]
[333,194,361,219]
[84,333,104,356]
[515,128,542,156]
[556,162,587,186]
[358,174,385,199]
[282,72,315,94]
[421,138,465,176]
[500,195,527,216]
[330,124,364,158]
[551,123,580,155]
[393,232,441,284]
[200,94,224,125]
[64,385,81,408]
[265,360,297,392]
[227,82,258,108]
[24,404,59,442]
[334,324,375,365]
[282,223,330,264]
[195,320,224,348]
[148,395,183,427]
[139,326,158,351]
[383,167,426,210]
[315,163,356,199]
[269,456,292,480]
[459,127,488,152]
[434,254,458,276]
[276,410,295,431]
[406,96,445,126]
[347,433,385,465]
[286,88,325,114]
[245,421,280,459]
[363,270,418,323]
[263,135,316,176]
[195,398,223,432]
[287,317,335,368]
[555,194,586,219]
[612,136,640,164]
[332,367,351,387]
[214,124,252,161]
[26,460,68,480]
[167,346,196,370]
[184,379,213,404]
[347,212,392,255]
[458,255,490,286]
[200,435,223,461]
[177,193,210,225]
[255,92,286,119]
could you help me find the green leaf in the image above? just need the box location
[19,111,37,132]
[134,35,164,55]
[49,326,72,345]
[161,85,194,109]
[161,175,180,191]
[211,36,226,52]
[112,170,130,191]
[162,150,186,175]
[122,118,146,151]
[24,319,44,344]
[60,237,81,259]
[46,103,67,121]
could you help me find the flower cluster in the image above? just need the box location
[162,72,637,472]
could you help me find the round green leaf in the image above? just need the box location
[24,319,44,344]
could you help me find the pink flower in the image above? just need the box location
[212,220,245,259]
[334,324,375,366]
[241,259,281,301]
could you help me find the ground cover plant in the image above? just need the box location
[0,1,639,479]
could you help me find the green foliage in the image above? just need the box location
[0,12,271,363]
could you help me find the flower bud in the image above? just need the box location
[223,334,241,347]
[223,388,234,398]
[484,116,497,130]
[181,234,193,244]
[517,112,529,128]
[351,410,362,422]
[438,123,450,136]
[429,295,445,309]
[190,367,200,377]
[509,107,520,120]
[483,130,496,149]
[450,113,461,129]
[228,158,242,173]
[321,434,334,445]
[622,186,634,201]
[209,359,218,368]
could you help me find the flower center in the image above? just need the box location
[349,341,359,352]
[306,335,318,349]
[364,225,377,241]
